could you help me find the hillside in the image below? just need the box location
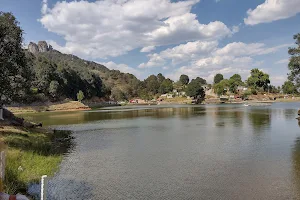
[26,41,141,102]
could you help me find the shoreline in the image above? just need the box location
[0,109,74,197]
[0,125,73,197]
[6,98,300,115]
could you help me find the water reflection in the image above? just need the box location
[292,137,300,198]
[19,103,300,199]
[248,109,271,131]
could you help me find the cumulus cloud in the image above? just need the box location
[244,0,300,25]
[215,42,290,57]
[40,0,236,59]
[101,61,143,79]
[138,41,218,68]
[140,46,156,53]
[154,40,290,83]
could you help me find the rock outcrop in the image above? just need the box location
[28,42,39,54]
[38,41,49,52]
[28,41,52,54]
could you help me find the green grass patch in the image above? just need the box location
[0,127,74,195]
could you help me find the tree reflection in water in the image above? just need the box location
[248,109,271,131]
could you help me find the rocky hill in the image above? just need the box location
[27,41,141,102]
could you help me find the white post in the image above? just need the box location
[0,107,3,121]
[41,175,48,200]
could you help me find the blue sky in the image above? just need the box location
[1,0,300,85]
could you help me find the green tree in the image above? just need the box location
[282,81,297,94]
[111,88,126,101]
[228,74,243,93]
[213,79,229,96]
[0,12,32,103]
[159,78,173,94]
[179,74,189,86]
[77,90,85,102]
[49,81,60,99]
[157,73,165,84]
[214,74,224,84]
[194,77,207,85]
[247,68,270,91]
[186,78,205,104]
[288,33,300,88]
[144,75,160,94]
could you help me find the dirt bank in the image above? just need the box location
[7,101,91,114]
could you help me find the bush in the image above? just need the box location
[251,89,257,95]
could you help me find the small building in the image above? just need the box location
[220,95,229,101]
[237,86,248,93]
[167,94,173,99]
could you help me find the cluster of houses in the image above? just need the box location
[124,85,252,105]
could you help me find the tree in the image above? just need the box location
[186,78,205,104]
[282,81,297,94]
[228,74,243,93]
[111,88,126,101]
[288,33,300,88]
[179,74,189,85]
[159,78,173,94]
[213,79,229,96]
[214,74,224,84]
[49,81,60,100]
[194,77,207,85]
[157,73,165,84]
[144,75,160,94]
[247,68,270,91]
[0,12,32,104]
[77,90,85,102]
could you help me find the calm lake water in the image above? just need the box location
[22,103,300,199]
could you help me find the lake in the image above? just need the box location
[23,103,300,199]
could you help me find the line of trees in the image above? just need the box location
[1,12,300,106]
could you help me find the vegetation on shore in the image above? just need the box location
[0,126,74,195]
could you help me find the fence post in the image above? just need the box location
[41,175,48,200]
[0,151,5,191]
[0,107,3,120]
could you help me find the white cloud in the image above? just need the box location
[275,58,289,64]
[41,0,49,15]
[140,46,156,53]
[40,0,236,59]
[244,0,300,25]
[138,40,218,68]
[158,40,289,83]
[215,42,290,57]
[270,75,286,86]
[101,61,143,79]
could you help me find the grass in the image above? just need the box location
[0,126,74,195]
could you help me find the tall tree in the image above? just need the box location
[228,74,243,93]
[247,68,270,91]
[179,74,189,86]
[288,33,300,87]
[0,12,32,104]
[194,77,207,85]
[186,78,205,104]
[282,81,297,94]
[157,73,165,84]
[159,78,173,94]
[213,79,229,96]
[214,74,224,84]
[144,75,160,94]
